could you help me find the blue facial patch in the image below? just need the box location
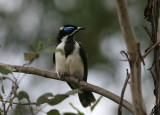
[64,27,74,33]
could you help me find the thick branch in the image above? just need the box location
[116,0,146,114]
[116,0,137,52]
[0,62,133,113]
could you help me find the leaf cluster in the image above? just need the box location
[24,39,55,63]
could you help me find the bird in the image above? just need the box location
[53,24,96,107]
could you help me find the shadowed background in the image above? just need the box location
[0,0,154,115]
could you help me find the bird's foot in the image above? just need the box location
[77,78,83,84]
[60,73,69,80]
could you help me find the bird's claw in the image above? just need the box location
[60,73,69,80]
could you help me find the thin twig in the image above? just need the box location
[0,62,134,113]
[143,42,160,59]
[5,96,16,115]
[4,80,19,115]
[118,69,130,115]
[0,100,37,105]
[1,76,15,83]
[142,25,154,42]
[0,96,6,115]
[121,51,130,61]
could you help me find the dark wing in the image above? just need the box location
[53,53,55,64]
[79,43,88,82]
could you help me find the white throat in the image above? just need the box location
[61,35,68,42]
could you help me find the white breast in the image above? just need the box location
[55,41,84,79]
[55,41,68,76]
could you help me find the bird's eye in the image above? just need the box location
[64,27,74,33]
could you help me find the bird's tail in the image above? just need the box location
[78,91,96,107]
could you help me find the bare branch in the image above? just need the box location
[0,62,134,113]
[5,96,16,115]
[143,42,160,59]
[0,96,6,115]
[0,100,36,106]
[116,0,146,114]
[118,69,130,115]
[116,0,137,53]
[142,25,154,42]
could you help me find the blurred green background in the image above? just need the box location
[0,0,154,115]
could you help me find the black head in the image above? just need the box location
[57,25,85,44]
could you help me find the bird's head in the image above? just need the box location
[57,25,85,44]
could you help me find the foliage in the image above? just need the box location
[24,39,55,63]
[37,90,79,106]
[47,109,60,115]
[0,71,101,115]
[0,66,13,75]
[90,96,102,111]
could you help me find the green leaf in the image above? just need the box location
[48,94,68,105]
[65,89,79,95]
[18,91,30,101]
[47,109,60,115]
[15,104,28,115]
[44,46,55,53]
[48,89,79,106]
[63,112,77,115]
[1,83,5,94]
[18,91,34,114]
[37,90,78,106]
[0,66,12,75]
[36,93,53,106]
[29,42,36,52]
[37,41,43,51]
[17,91,34,114]
[69,103,84,115]
[90,96,102,111]
[47,39,54,45]
[24,52,39,61]
[5,67,16,72]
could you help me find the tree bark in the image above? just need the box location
[0,62,134,113]
[116,0,146,114]
[146,0,160,114]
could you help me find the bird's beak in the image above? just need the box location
[70,27,85,36]
[77,27,85,31]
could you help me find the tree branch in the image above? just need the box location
[143,42,160,59]
[0,62,133,113]
[118,69,130,115]
[142,25,154,42]
[116,0,146,114]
